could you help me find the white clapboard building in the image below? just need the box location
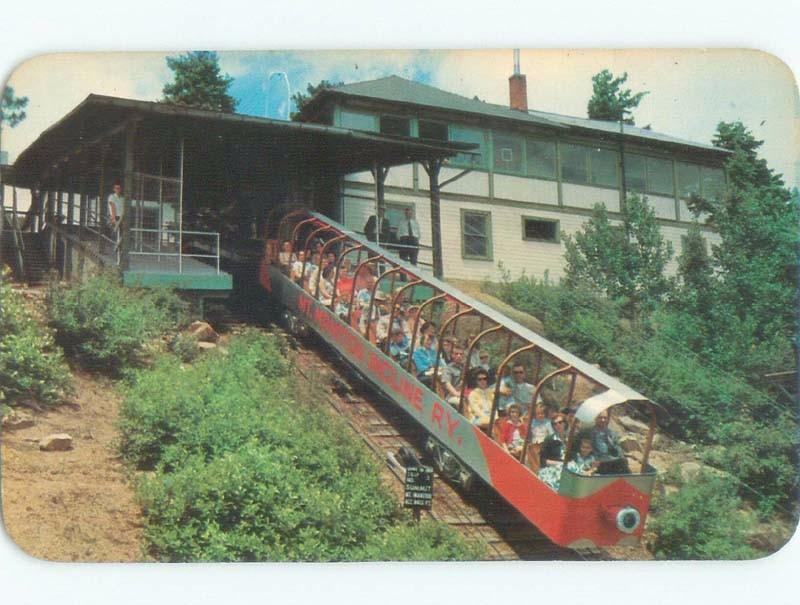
[298,71,728,282]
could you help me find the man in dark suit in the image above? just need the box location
[364,208,391,243]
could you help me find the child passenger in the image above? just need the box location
[538,434,600,492]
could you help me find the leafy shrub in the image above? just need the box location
[0,276,72,406]
[120,331,479,561]
[47,272,189,373]
[649,473,759,560]
[169,333,199,363]
[356,519,481,561]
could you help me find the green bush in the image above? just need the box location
[0,276,72,406]
[120,331,479,561]
[356,519,481,561]
[649,473,759,560]
[47,272,189,373]
[169,333,199,363]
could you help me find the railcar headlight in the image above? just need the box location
[615,507,641,534]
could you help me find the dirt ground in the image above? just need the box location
[1,371,143,562]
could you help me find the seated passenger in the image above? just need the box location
[440,337,455,364]
[278,239,296,269]
[527,403,554,473]
[335,293,351,319]
[388,327,410,364]
[538,433,599,491]
[467,350,497,388]
[412,333,442,387]
[500,404,528,459]
[498,363,535,416]
[440,347,465,406]
[419,321,439,353]
[290,250,307,282]
[466,370,494,426]
[590,410,622,459]
[539,413,569,469]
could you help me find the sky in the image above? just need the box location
[3,49,799,189]
[1,1,799,604]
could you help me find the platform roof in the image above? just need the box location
[11,94,476,188]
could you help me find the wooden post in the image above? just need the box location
[121,124,136,270]
[423,159,444,279]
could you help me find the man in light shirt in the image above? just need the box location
[398,207,420,265]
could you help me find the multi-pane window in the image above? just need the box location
[590,147,619,187]
[646,157,675,196]
[522,217,559,243]
[559,143,590,184]
[449,125,487,168]
[339,110,377,132]
[625,153,647,192]
[493,132,524,174]
[461,210,492,260]
[701,166,726,199]
[677,162,701,198]
[526,139,557,179]
[380,115,410,137]
[418,120,449,141]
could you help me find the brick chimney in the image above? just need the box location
[509,49,528,112]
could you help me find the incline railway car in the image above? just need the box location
[259,208,660,549]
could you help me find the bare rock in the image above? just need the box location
[2,410,36,431]
[618,435,642,453]
[617,415,650,435]
[197,341,217,350]
[679,461,703,481]
[39,433,73,452]
[188,321,219,343]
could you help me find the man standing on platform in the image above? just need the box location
[106,181,124,248]
[398,207,420,264]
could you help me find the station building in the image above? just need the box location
[297,74,730,282]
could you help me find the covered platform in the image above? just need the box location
[3,94,474,291]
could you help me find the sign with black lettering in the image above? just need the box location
[403,465,434,510]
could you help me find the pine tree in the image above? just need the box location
[587,69,648,125]
[290,80,343,121]
[161,51,237,113]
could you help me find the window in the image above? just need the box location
[493,132,523,174]
[677,162,701,198]
[418,120,449,141]
[526,139,556,179]
[590,147,619,187]
[559,143,590,184]
[461,210,492,260]
[339,110,377,132]
[380,115,410,137]
[625,153,647,192]
[522,217,559,243]
[646,157,675,196]
[449,125,487,168]
[701,166,726,199]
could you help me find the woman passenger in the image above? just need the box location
[466,370,494,426]
[539,413,569,470]
[500,404,527,459]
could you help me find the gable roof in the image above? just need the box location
[303,75,728,156]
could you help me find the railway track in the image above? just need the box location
[213,300,610,561]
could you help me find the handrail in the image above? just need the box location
[348,254,383,325]
[384,278,424,355]
[488,343,537,436]
[329,244,364,312]
[406,292,447,373]
[315,234,347,299]
[458,324,504,415]
[365,265,407,339]
[520,365,574,464]
[432,307,474,394]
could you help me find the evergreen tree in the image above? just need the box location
[161,51,237,113]
[290,80,343,120]
[587,69,648,125]
[1,86,29,128]
[563,195,673,315]
[687,121,798,346]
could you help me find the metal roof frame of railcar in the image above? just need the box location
[301,209,658,409]
[10,94,478,188]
